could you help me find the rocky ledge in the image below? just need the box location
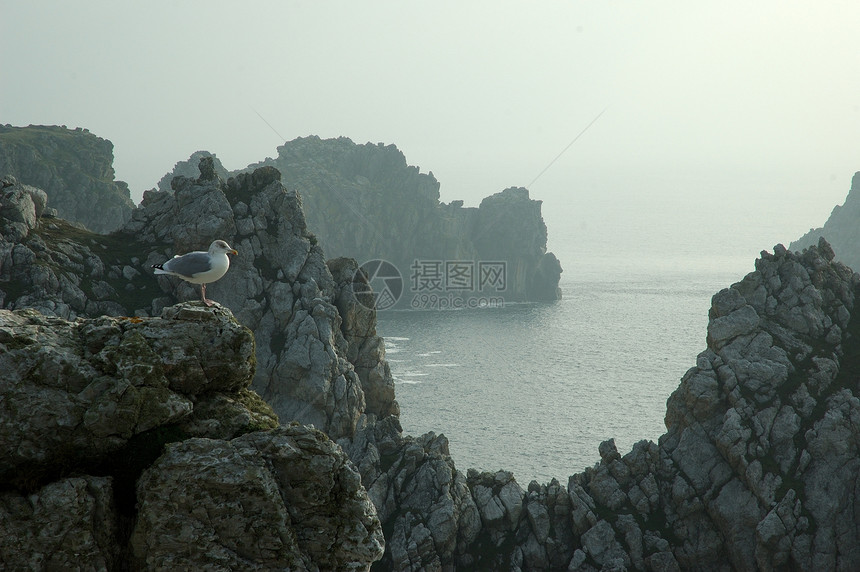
[0,303,383,570]
[1,161,397,442]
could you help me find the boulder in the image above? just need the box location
[131,425,384,571]
[0,305,383,571]
[0,476,118,570]
[0,303,258,487]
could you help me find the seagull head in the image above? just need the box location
[209,240,238,256]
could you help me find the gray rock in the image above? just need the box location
[131,425,384,571]
[328,257,399,419]
[0,178,39,241]
[0,476,118,570]
[125,161,369,439]
[0,303,258,487]
[581,520,623,567]
[238,137,562,302]
[342,423,479,570]
[0,303,382,571]
[6,138,860,571]
[155,150,230,193]
[0,125,134,233]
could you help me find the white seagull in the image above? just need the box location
[152,240,238,306]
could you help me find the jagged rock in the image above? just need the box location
[0,305,383,571]
[6,135,860,570]
[556,240,860,571]
[0,303,257,487]
[346,238,859,570]
[473,186,562,300]
[0,203,166,319]
[328,256,399,419]
[1,158,375,440]
[339,419,480,571]
[0,125,134,233]
[233,136,562,302]
[0,476,118,570]
[156,150,229,193]
[791,171,860,270]
[131,425,384,571]
[0,176,42,242]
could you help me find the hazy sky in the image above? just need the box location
[2,1,859,267]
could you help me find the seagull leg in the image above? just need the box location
[201,283,215,307]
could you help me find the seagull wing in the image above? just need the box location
[162,251,212,279]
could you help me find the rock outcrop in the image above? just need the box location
[6,156,860,570]
[473,187,562,300]
[791,172,860,272]
[0,304,383,570]
[131,426,383,570]
[342,238,860,571]
[121,158,391,440]
[226,136,560,302]
[1,159,397,441]
[2,125,561,301]
[0,125,134,233]
[155,150,230,193]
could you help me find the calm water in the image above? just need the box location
[377,263,744,484]
[375,177,838,484]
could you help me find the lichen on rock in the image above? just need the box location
[0,304,384,571]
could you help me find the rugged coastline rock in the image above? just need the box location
[344,238,860,570]
[155,149,230,193]
[791,171,860,272]
[2,124,562,302]
[473,186,562,301]
[5,159,860,569]
[205,136,562,302]
[121,159,382,440]
[0,303,383,570]
[1,159,394,441]
[0,125,134,233]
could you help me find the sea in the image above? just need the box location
[375,179,840,485]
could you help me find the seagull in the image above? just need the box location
[152,240,238,306]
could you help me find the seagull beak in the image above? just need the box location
[229,249,238,255]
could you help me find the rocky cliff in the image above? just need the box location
[0,303,384,570]
[1,125,561,302]
[1,158,396,441]
[177,137,562,302]
[0,125,135,233]
[337,238,860,571]
[4,162,860,570]
[790,171,860,270]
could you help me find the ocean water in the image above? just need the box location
[377,262,742,485]
[375,179,830,485]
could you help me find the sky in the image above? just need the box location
[2,1,859,270]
